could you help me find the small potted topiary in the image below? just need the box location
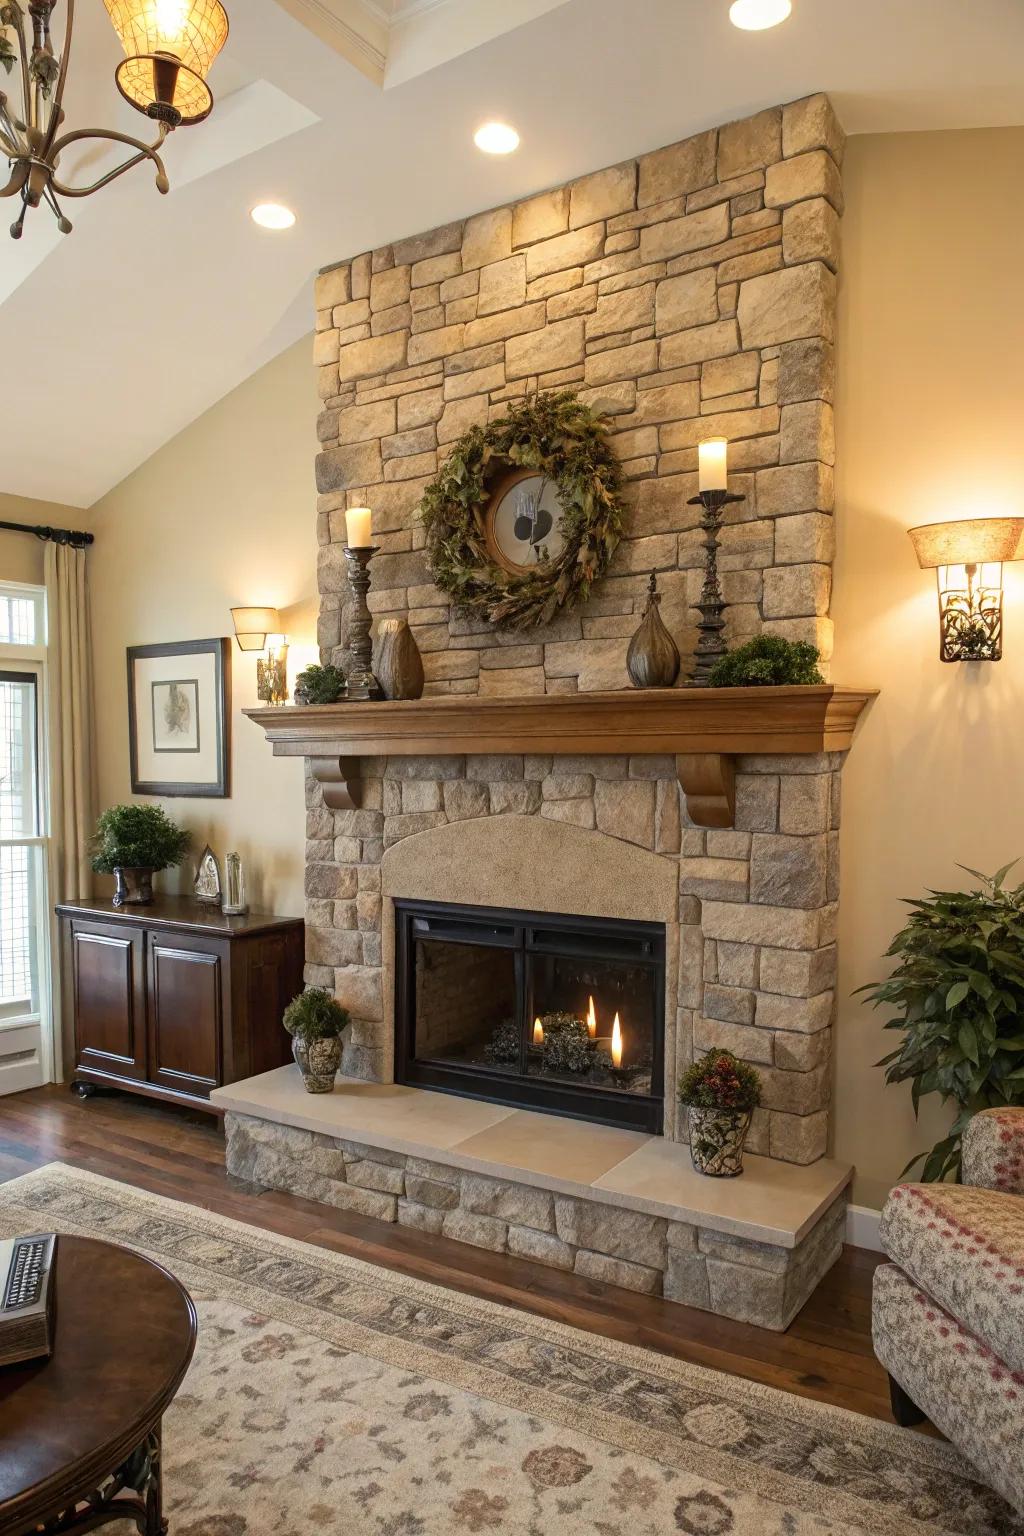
[708,635,824,688]
[91,804,191,907]
[293,663,346,706]
[283,987,350,1093]
[679,1049,762,1177]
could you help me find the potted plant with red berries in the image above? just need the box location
[678,1049,762,1177]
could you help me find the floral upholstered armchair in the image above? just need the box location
[873,1107,1024,1515]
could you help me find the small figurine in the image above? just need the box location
[193,845,222,905]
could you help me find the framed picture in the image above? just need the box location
[128,639,230,797]
[483,465,568,576]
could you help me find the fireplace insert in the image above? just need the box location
[394,899,665,1133]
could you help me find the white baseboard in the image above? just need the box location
[845,1203,883,1252]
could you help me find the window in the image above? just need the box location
[0,582,50,1089]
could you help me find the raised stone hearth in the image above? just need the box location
[214,1069,850,1330]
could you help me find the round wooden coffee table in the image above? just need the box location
[0,1235,196,1535]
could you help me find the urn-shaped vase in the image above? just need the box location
[627,572,680,688]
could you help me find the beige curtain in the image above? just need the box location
[45,541,94,903]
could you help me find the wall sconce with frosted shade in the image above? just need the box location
[230,606,289,703]
[908,517,1024,662]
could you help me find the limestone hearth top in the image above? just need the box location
[212,1066,852,1248]
[245,684,876,828]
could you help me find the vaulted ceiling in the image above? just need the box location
[3,0,1023,508]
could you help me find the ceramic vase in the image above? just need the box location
[112,866,154,907]
[627,572,680,688]
[292,1034,342,1093]
[687,1106,752,1177]
[375,617,424,701]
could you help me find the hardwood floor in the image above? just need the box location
[0,1084,893,1422]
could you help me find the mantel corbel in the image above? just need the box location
[676,754,736,829]
[309,756,362,810]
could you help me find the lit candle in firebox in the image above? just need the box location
[611,1014,623,1069]
[587,996,597,1038]
[533,1017,544,1045]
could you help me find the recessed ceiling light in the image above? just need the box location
[250,202,296,230]
[474,122,520,155]
[729,0,792,29]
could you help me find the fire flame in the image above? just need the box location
[586,996,597,1038]
[611,1013,623,1069]
[533,1016,544,1045]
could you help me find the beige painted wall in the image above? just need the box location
[832,127,1024,1208]
[87,337,319,917]
[0,493,88,587]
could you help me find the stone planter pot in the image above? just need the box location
[112,866,155,907]
[292,1033,341,1093]
[687,1105,753,1177]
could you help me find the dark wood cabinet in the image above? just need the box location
[56,897,304,1111]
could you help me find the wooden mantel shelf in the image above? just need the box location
[245,685,875,830]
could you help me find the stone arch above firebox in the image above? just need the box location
[380,812,678,923]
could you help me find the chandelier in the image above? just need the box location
[0,0,228,238]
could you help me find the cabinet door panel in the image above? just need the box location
[147,939,223,1096]
[72,924,146,1080]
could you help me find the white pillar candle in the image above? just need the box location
[346,506,373,547]
[698,438,728,493]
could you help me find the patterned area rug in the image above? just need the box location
[0,1164,1018,1536]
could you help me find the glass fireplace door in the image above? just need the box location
[395,900,664,1133]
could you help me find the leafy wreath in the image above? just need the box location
[420,390,625,630]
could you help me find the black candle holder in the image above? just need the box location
[343,544,383,702]
[685,488,745,687]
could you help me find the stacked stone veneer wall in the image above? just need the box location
[225,1110,845,1328]
[303,92,848,1169]
[305,749,842,1166]
[313,93,843,689]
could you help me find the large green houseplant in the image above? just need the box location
[91,804,190,907]
[859,863,1024,1181]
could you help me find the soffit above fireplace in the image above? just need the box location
[245,684,876,829]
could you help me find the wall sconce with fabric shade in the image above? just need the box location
[231,607,288,703]
[908,517,1024,662]
[230,607,279,652]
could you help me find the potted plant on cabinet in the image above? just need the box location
[90,804,191,906]
[679,1049,762,1177]
[283,987,350,1093]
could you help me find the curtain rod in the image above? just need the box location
[0,519,94,549]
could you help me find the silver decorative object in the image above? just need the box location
[221,851,247,916]
[193,845,221,905]
[627,571,680,688]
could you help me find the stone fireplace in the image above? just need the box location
[215,92,872,1328]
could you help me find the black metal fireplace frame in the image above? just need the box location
[394,898,665,1133]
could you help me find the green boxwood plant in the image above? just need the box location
[283,987,350,1041]
[91,804,190,874]
[858,863,1024,1181]
[708,635,824,687]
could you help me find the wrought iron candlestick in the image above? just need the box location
[343,545,383,701]
[686,488,745,686]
